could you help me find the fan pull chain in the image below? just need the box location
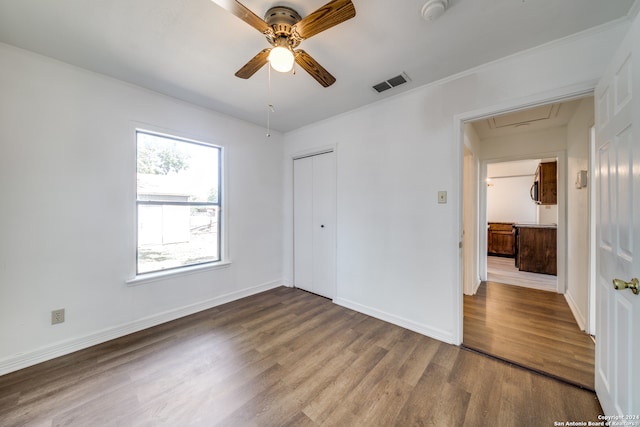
[266,64,272,138]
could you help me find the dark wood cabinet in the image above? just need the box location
[516,226,557,275]
[532,161,557,205]
[488,222,515,257]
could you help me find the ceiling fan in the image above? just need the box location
[211,0,356,87]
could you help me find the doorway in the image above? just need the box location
[485,157,558,292]
[461,96,596,389]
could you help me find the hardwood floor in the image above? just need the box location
[1,287,602,426]
[464,281,595,390]
[487,255,557,292]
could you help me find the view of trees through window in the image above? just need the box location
[136,131,221,274]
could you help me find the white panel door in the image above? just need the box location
[293,152,336,299]
[594,12,640,416]
[311,152,336,299]
[293,156,314,293]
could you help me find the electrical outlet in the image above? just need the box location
[51,309,65,325]
[438,191,447,204]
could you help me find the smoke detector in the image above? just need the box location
[421,0,448,22]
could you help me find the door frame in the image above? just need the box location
[454,83,596,344]
[589,125,597,335]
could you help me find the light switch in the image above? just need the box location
[438,191,447,204]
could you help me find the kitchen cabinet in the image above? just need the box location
[531,161,557,205]
[488,222,515,257]
[515,225,557,275]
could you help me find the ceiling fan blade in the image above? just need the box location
[210,0,272,34]
[235,49,271,79]
[294,50,336,87]
[291,0,355,40]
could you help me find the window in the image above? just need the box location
[136,130,221,274]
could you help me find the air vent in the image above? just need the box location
[373,82,392,93]
[372,72,410,93]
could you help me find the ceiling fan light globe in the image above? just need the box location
[268,46,294,73]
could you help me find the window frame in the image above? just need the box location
[134,129,224,277]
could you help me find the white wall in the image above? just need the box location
[282,20,628,344]
[486,175,537,223]
[0,43,285,373]
[487,159,539,177]
[565,97,595,330]
[538,204,559,224]
[480,127,567,160]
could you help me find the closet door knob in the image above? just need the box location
[320,225,325,228]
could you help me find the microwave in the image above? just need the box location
[530,181,539,204]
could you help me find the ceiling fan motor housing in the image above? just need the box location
[265,6,302,47]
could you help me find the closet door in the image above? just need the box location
[293,156,314,293]
[311,152,336,298]
[293,152,336,299]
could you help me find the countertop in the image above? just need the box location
[514,223,557,229]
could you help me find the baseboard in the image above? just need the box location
[472,278,481,295]
[334,297,455,345]
[564,291,586,331]
[0,280,283,376]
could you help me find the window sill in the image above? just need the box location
[126,260,232,286]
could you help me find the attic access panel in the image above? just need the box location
[490,104,559,128]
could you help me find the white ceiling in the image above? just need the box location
[0,0,635,132]
[471,98,585,140]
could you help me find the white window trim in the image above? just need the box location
[130,124,229,285]
[126,260,232,286]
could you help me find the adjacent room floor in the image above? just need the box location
[463,280,595,390]
[486,255,557,292]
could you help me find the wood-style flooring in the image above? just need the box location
[1,287,602,426]
[487,255,557,292]
[464,281,595,390]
